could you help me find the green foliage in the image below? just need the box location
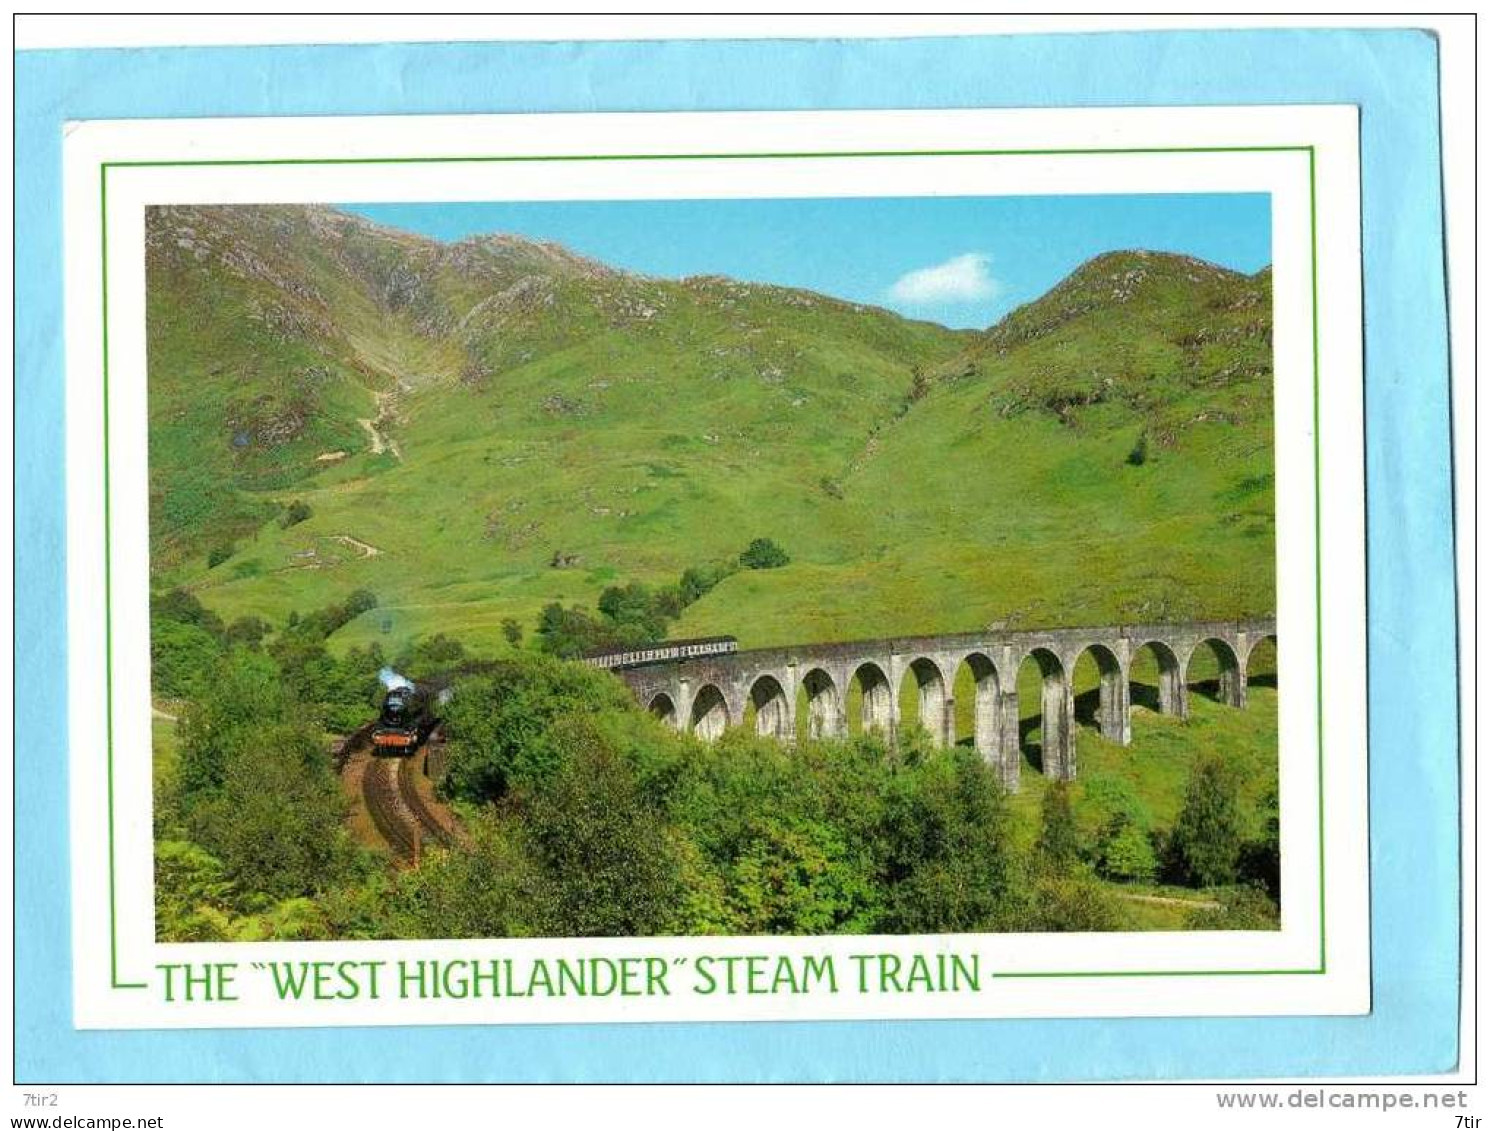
[189,721,354,903]
[154,839,239,942]
[670,730,883,935]
[1025,873,1122,932]
[1099,823,1159,884]
[150,619,224,699]
[739,537,790,570]
[1035,782,1081,875]
[1127,431,1149,466]
[225,615,272,650]
[534,602,621,660]
[500,618,523,647]
[152,587,225,637]
[206,543,236,569]
[439,654,635,802]
[1186,884,1279,930]
[1169,755,1245,887]
[176,649,291,800]
[1077,774,1158,883]
[597,580,670,643]
[387,815,540,939]
[517,721,685,937]
[392,633,466,681]
[281,499,313,528]
[877,745,1020,933]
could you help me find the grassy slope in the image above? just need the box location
[149,209,1274,659]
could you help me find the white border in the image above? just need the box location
[62,106,1367,1029]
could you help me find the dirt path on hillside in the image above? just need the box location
[333,534,382,558]
[358,390,403,460]
[1117,893,1224,911]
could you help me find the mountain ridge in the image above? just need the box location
[146,205,1276,650]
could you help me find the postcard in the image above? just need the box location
[60,105,1369,1031]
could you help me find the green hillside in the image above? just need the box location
[147,207,1274,655]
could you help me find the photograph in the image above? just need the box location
[145,193,1281,944]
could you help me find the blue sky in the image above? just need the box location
[343,194,1270,330]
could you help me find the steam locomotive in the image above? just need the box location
[371,679,443,755]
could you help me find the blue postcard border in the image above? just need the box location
[15,28,1457,1081]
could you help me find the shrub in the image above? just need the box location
[225,616,272,650]
[152,588,225,638]
[281,499,313,528]
[1186,884,1280,930]
[1035,782,1081,876]
[190,722,353,903]
[176,649,292,801]
[438,653,636,803]
[1127,432,1149,466]
[877,747,1021,933]
[150,618,224,699]
[517,722,684,937]
[387,814,540,939]
[206,543,235,569]
[740,537,790,570]
[501,618,523,647]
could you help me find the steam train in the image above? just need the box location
[371,679,444,755]
[581,635,738,671]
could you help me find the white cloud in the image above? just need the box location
[887,252,999,305]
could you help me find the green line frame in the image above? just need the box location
[98,142,1324,991]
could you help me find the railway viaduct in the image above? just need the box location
[613,618,1276,792]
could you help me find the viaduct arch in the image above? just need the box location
[614,617,1276,792]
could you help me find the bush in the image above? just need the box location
[281,499,313,528]
[150,619,224,699]
[1035,783,1081,876]
[190,722,353,903]
[739,537,790,570]
[517,722,684,937]
[206,543,235,569]
[501,618,523,648]
[1127,432,1149,466]
[438,653,636,803]
[225,615,272,650]
[176,649,292,801]
[671,731,883,935]
[152,588,225,638]
[877,746,1021,933]
[1026,873,1122,932]
[1186,884,1280,930]
[387,814,540,939]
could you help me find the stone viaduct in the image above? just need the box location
[612,618,1276,792]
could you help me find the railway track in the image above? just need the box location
[341,728,456,864]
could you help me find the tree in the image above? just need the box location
[1035,783,1081,875]
[176,649,292,801]
[152,588,225,638]
[518,721,684,937]
[225,615,272,651]
[501,618,523,648]
[534,602,619,659]
[150,619,224,699]
[1169,755,1245,887]
[438,653,636,802]
[877,747,1021,933]
[597,581,667,643]
[739,537,790,570]
[191,722,353,903]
